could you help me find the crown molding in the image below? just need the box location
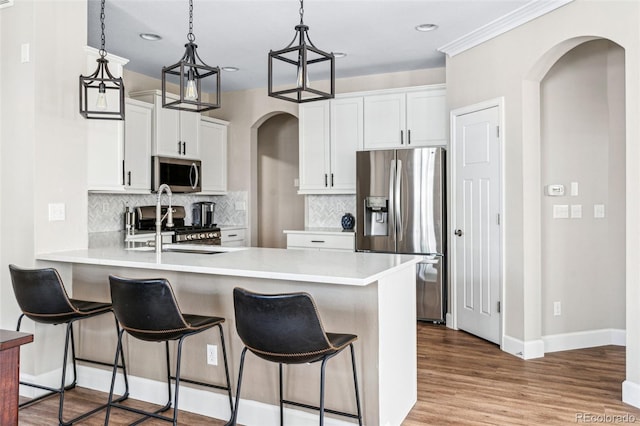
[0,0,14,9]
[438,0,574,57]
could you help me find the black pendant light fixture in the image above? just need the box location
[79,0,125,120]
[268,0,335,103]
[162,0,220,112]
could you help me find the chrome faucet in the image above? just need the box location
[155,183,174,255]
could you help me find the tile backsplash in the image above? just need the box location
[306,195,357,228]
[88,191,248,233]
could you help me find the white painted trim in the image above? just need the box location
[542,329,626,353]
[445,312,455,329]
[623,380,640,410]
[0,0,14,9]
[450,97,505,346]
[438,0,574,57]
[22,365,353,426]
[84,46,129,67]
[502,335,545,360]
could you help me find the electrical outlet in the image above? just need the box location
[207,344,218,366]
[553,301,561,316]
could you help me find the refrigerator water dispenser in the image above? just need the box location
[364,196,388,236]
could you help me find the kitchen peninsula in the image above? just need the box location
[36,244,420,426]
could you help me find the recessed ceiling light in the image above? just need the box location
[334,52,347,58]
[140,33,162,41]
[222,66,239,72]
[415,24,438,32]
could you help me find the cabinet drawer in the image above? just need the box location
[221,228,246,242]
[287,233,355,251]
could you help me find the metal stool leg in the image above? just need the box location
[319,357,329,426]
[225,347,248,426]
[279,363,284,426]
[218,324,234,413]
[104,328,125,426]
[350,344,363,426]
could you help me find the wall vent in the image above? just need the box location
[0,0,14,9]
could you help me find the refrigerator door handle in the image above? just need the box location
[389,159,396,243]
[396,159,402,240]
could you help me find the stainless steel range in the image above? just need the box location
[134,205,221,245]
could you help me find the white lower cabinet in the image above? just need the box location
[221,228,246,247]
[285,231,355,252]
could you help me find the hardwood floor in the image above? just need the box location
[18,323,640,425]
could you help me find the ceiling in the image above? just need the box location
[87,0,533,93]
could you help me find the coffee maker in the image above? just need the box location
[192,202,215,228]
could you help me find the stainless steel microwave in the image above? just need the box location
[151,156,201,193]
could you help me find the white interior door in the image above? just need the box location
[453,104,502,344]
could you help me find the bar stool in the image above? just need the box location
[227,287,363,426]
[105,275,233,425]
[8,264,129,426]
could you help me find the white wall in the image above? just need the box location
[0,0,89,375]
[445,0,640,403]
[540,40,625,335]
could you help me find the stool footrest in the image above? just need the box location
[76,356,126,370]
[106,400,172,425]
[282,399,362,420]
[169,374,231,392]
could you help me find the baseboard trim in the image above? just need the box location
[21,365,353,426]
[542,329,626,353]
[623,380,640,410]
[502,335,545,359]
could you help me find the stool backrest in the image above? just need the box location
[9,264,77,323]
[233,287,333,363]
[109,275,190,341]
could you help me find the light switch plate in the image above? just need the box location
[48,203,65,221]
[570,182,579,196]
[570,204,582,219]
[594,204,605,218]
[553,204,569,219]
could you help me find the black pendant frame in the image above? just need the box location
[162,42,221,112]
[79,57,125,120]
[268,24,335,103]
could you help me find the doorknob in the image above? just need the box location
[454,229,463,237]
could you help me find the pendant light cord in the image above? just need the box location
[99,0,106,58]
[187,0,195,42]
[299,0,304,25]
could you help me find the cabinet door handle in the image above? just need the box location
[331,173,334,187]
[311,240,325,243]
[228,234,238,237]
[127,171,131,186]
[177,141,182,155]
[400,130,404,145]
[324,174,328,187]
[182,142,186,155]
[408,129,411,145]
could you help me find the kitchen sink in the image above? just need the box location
[163,247,223,255]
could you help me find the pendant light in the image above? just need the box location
[268,0,335,103]
[162,0,220,112]
[79,0,125,120]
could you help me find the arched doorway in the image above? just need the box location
[522,36,626,355]
[256,113,304,248]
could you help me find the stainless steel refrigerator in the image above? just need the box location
[356,147,446,322]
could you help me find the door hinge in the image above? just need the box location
[497,301,501,313]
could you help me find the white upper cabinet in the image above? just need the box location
[123,99,153,193]
[363,85,447,149]
[129,90,201,160]
[88,98,152,193]
[199,116,228,194]
[298,97,363,194]
[299,101,330,192]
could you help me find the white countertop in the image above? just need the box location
[283,228,355,235]
[36,244,419,286]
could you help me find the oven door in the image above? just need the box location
[152,156,201,193]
